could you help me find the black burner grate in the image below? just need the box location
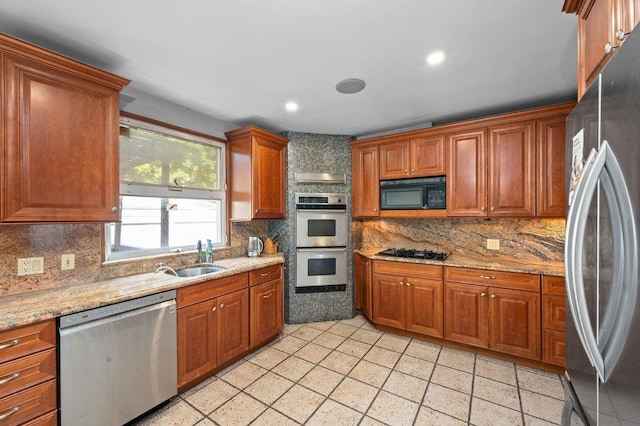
[377,248,449,261]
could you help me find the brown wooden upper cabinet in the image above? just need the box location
[351,142,380,217]
[447,121,536,217]
[225,126,289,220]
[379,135,445,179]
[0,34,129,222]
[563,0,640,99]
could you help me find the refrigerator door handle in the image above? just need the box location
[566,140,638,383]
[566,147,602,375]
[598,140,638,381]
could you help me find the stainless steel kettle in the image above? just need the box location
[248,237,264,257]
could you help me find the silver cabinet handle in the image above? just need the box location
[263,293,273,299]
[490,294,496,299]
[0,406,19,420]
[481,206,486,211]
[406,282,411,287]
[212,306,216,312]
[261,272,271,277]
[0,339,18,351]
[490,207,495,212]
[479,275,496,280]
[616,29,630,41]
[0,372,20,385]
[111,207,118,213]
[254,209,258,214]
[605,42,619,54]
[399,281,404,286]
[480,292,486,297]
[220,303,224,309]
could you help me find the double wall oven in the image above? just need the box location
[295,193,348,292]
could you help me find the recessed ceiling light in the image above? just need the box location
[426,50,445,66]
[285,102,299,112]
[336,78,366,94]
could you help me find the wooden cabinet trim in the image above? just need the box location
[373,260,443,280]
[176,273,248,308]
[445,267,540,292]
[0,320,55,365]
[542,276,566,295]
[543,295,567,331]
[0,349,56,400]
[543,329,566,367]
[249,265,282,287]
[0,379,56,426]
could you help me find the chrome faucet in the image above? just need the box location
[196,240,203,264]
[154,262,178,276]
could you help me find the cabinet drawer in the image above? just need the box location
[0,321,55,365]
[445,267,539,292]
[177,273,248,308]
[543,329,565,367]
[0,380,56,426]
[249,265,282,286]
[373,260,443,280]
[0,349,56,399]
[542,276,565,295]
[543,295,566,331]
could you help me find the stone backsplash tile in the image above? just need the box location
[0,221,267,297]
[358,217,565,262]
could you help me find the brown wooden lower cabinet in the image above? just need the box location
[250,278,283,348]
[372,260,444,338]
[542,276,566,367]
[176,274,250,391]
[354,254,373,320]
[177,300,217,388]
[443,267,541,360]
[0,319,56,426]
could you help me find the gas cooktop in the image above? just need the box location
[377,248,450,261]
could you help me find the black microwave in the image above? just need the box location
[380,176,446,210]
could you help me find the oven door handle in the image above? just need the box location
[296,209,347,213]
[296,247,348,252]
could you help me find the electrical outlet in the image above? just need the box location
[61,254,75,271]
[17,257,44,276]
[486,239,500,250]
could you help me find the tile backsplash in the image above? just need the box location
[0,221,267,297]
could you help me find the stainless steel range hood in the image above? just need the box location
[295,172,346,184]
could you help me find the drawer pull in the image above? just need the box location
[479,275,496,280]
[220,303,225,309]
[491,294,497,299]
[480,292,487,297]
[406,282,411,287]
[212,306,217,312]
[261,272,271,277]
[263,293,273,299]
[0,339,18,350]
[0,406,19,420]
[0,372,20,385]
[399,281,404,286]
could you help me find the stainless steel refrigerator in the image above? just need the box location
[563,23,640,425]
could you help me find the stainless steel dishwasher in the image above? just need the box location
[59,290,177,426]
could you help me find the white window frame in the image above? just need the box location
[105,116,227,261]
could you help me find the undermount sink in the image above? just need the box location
[166,265,225,277]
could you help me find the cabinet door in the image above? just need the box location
[488,288,540,360]
[543,329,566,367]
[379,141,410,179]
[372,273,405,329]
[444,282,488,347]
[252,135,286,219]
[410,135,446,177]
[352,145,380,217]
[406,277,443,338]
[217,289,249,365]
[177,300,217,388]
[537,116,567,217]
[488,121,535,217]
[2,54,120,222]
[250,279,283,348]
[447,129,487,216]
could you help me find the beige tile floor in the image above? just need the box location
[136,315,565,426]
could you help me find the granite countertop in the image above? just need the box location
[356,248,564,277]
[0,254,284,332]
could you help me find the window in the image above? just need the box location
[105,116,226,261]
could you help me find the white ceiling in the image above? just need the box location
[0,1,577,138]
